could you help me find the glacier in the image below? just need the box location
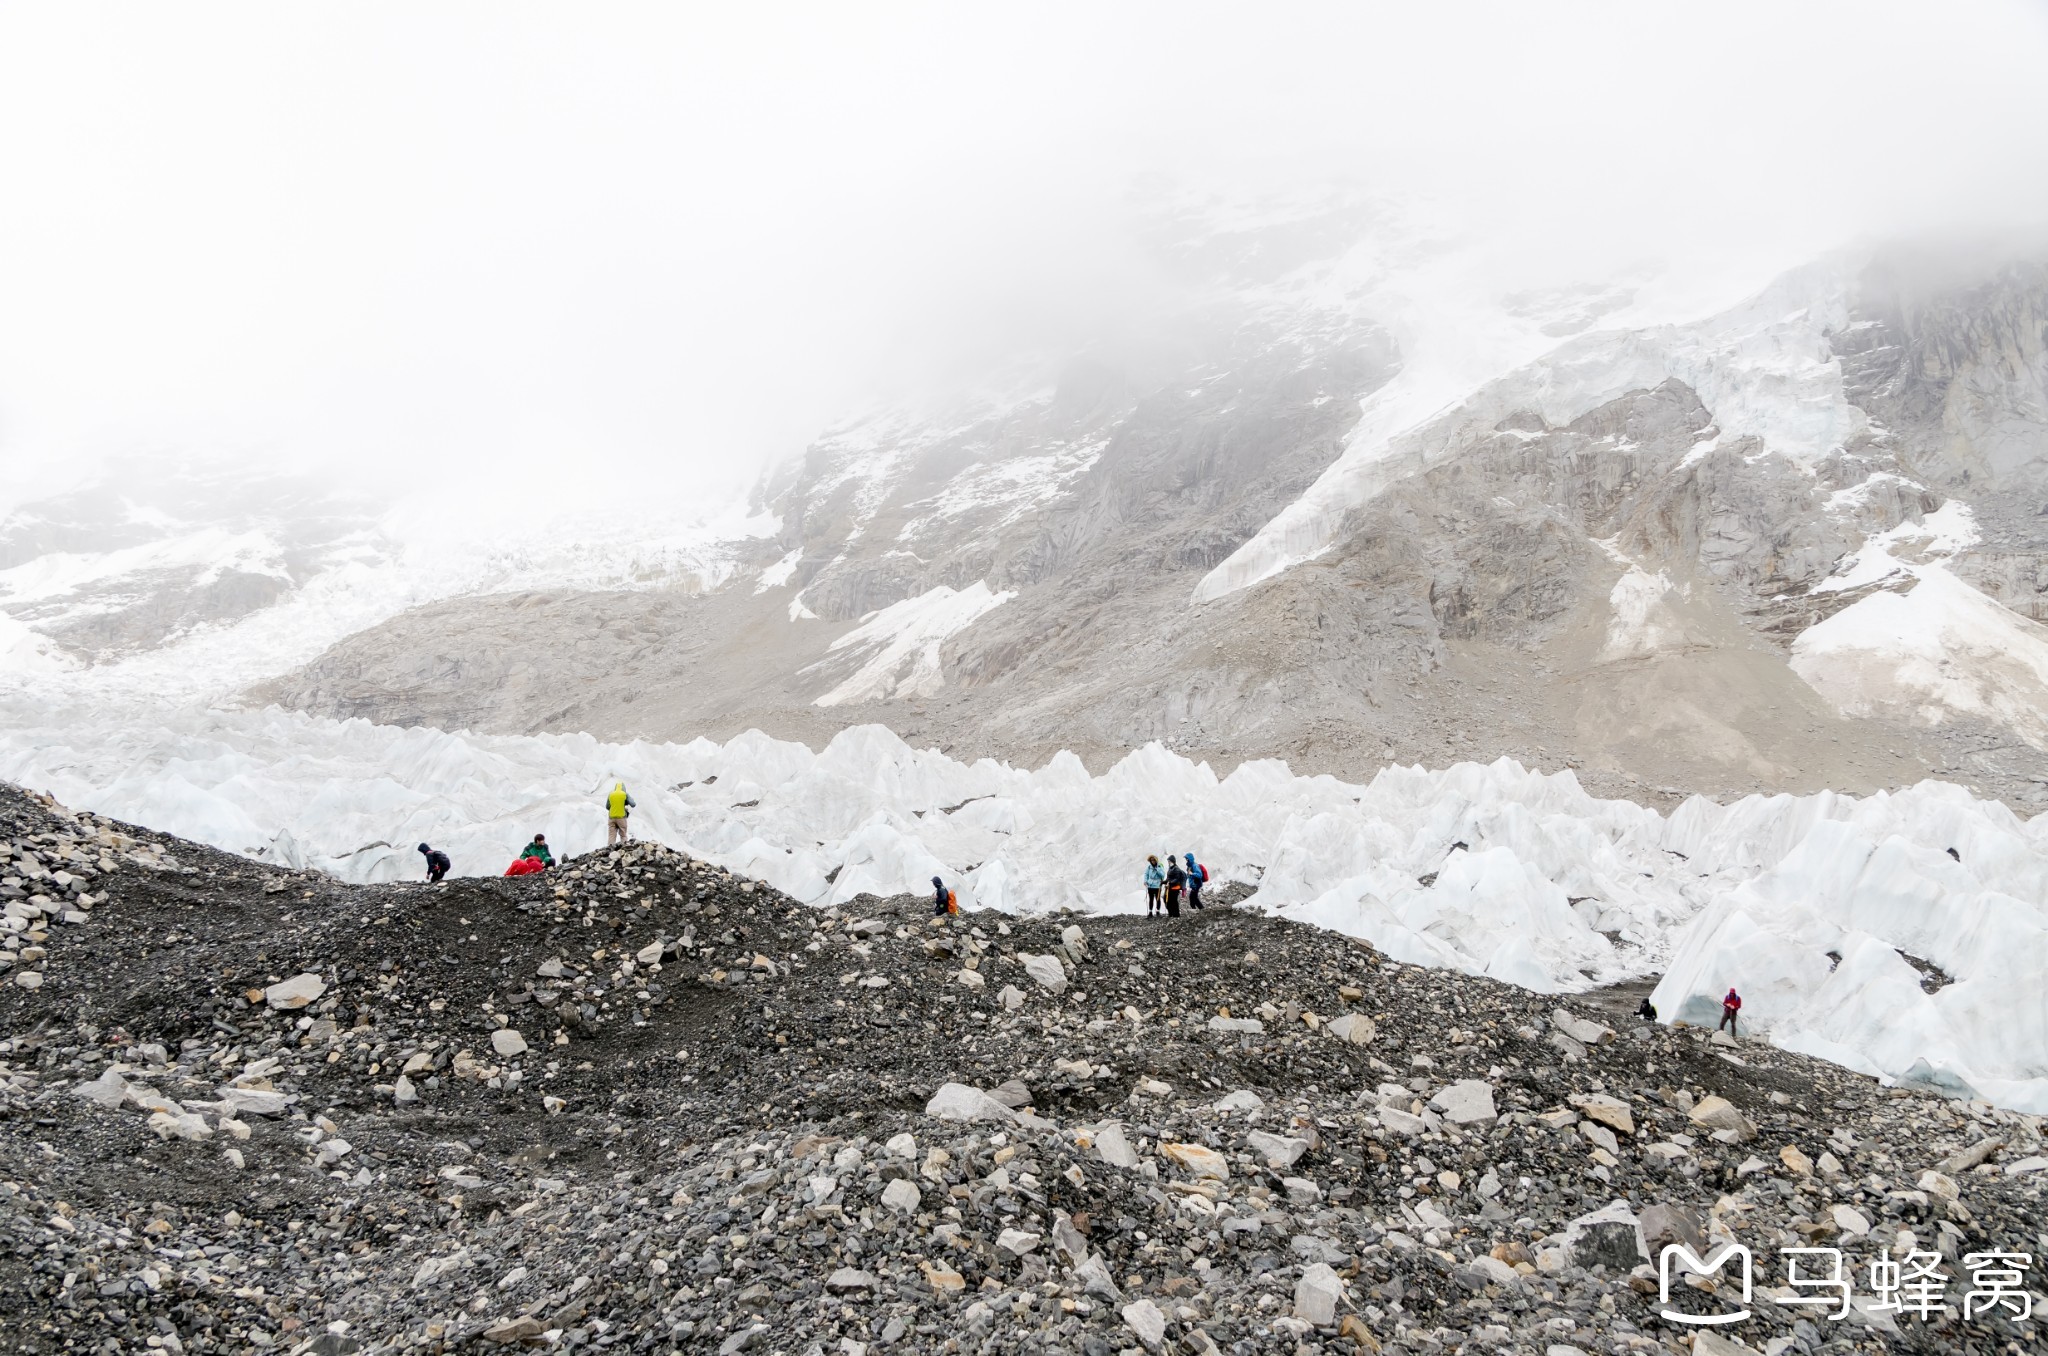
[1196,260,1866,603]
[1,696,2043,1113]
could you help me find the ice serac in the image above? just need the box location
[1197,263,1861,603]
[809,582,1015,706]
[6,703,2047,1112]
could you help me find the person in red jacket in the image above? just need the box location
[1719,987,1742,1037]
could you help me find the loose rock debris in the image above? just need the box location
[0,782,2042,1354]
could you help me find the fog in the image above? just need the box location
[2,2,2046,518]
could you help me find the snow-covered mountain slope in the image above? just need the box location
[4,701,2043,1112]
[7,206,2048,808]
[217,225,2048,813]
[0,457,770,699]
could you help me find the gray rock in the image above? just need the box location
[1293,1261,1343,1326]
[1246,1130,1311,1169]
[1019,953,1067,994]
[719,1326,768,1356]
[263,973,326,1010]
[1637,1202,1708,1258]
[1551,1009,1614,1046]
[1051,1211,1089,1264]
[1282,1176,1322,1207]
[1562,1202,1645,1272]
[71,1068,128,1110]
[1074,1254,1122,1301]
[826,1268,878,1292]
[1120,1298,1166,1350]
[995,1228,1041,1257]
[1428,1079,1497,1123]
[1324,1013,1375,1044]
[1093,1120,1139,1168]
[987,1078,1033,1108]
[924,1082,1018,1123]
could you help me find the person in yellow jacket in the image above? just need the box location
[604,781,636,846]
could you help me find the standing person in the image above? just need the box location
[604,781,636,847]
[1184,852,1206,910]
[1144,856,1164,916]
[520,834,555,870]
[931,875,955,919]
[1163,857,1185,918]
[417,842,451,884]
[1719,987,1741,1037]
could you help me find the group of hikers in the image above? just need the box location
[1143,852,1209,916]
[420,790,1757,1040]
[413,781,636,882]
[924,850,1213,920]
[1635,986,1742,1036]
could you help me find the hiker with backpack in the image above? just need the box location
[417,842,451,883]
[1143,855,1165,916]
[1183,852,1207,909]
[1719,986,1742,1037]
[604,781,636,847]
[1163,856,1185,917]
[932,875,958,919]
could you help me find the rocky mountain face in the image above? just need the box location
[5,781,2045,1354]
[232,226,2048,811]
[0,460,387,661]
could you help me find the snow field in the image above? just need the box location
[1,700,2043,1111]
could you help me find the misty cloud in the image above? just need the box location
[1,2,2044,515]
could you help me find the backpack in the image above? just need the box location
[946,889,959,915]
[1197,863,1209,882]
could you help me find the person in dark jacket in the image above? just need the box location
[520,835,555,869]
[1636,996,1657,1022]
[932,875,950,918]
[1163,858,1185,917]
[1143,856,1164,916]
[418,842,451,883]
[1183,852,1205,910]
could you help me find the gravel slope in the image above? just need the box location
[2,782,2044,1355]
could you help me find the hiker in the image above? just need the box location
[1184,852,1207,910]
[931,875,956,919]
[1719,986,1741,1037]
[604,781,636,847]
[417,842,451,884]
[1144,855,1164,916]
[1163,856,1185,918]
[1636,996,1657,1022]
[521,834,555,870]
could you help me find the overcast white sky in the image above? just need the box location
[2,2,2046,515]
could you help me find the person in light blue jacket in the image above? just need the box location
[1143,855,1165,916]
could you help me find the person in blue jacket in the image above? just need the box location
[1143,855,1165,916]
[1184,852,1206,910]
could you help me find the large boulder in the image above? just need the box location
[264,973,326,1010]
[924,1082,1019,1124]
[1019,953,1068,994]
[1294,1262,1344,1326]
[1428,1080,1497,1124]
